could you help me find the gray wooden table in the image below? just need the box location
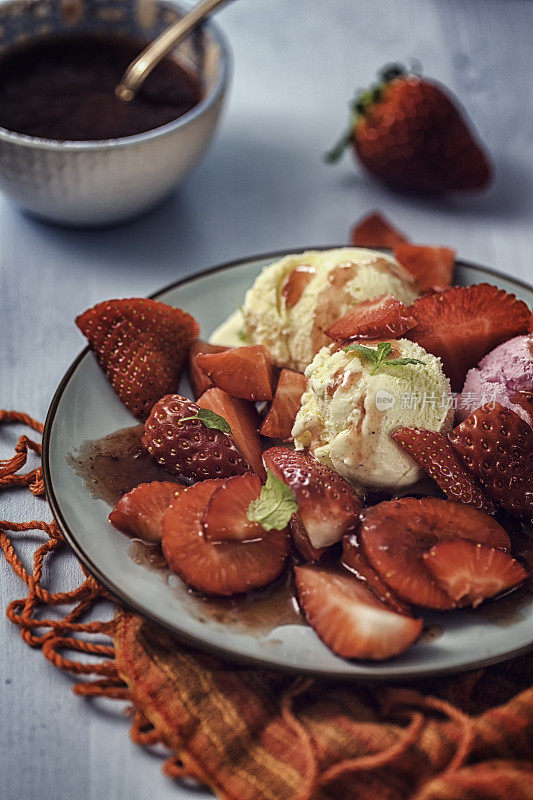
[1,1,532,798]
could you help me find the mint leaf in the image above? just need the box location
[344,340,424,375]
[180,408,232,435]
[247,471,298,532]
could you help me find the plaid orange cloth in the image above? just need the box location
[2,410,533,800]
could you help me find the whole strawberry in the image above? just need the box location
[142,394,251,483]
[327,65,491,194]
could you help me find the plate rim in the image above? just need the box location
[42,246,533,681]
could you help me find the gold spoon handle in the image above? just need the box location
[116,0,232,102]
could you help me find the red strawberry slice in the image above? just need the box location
[423,540,527,608]
[294,566,423,661]
[394,244,455,292]
[289,515,327,562]
[406,284,531,391]
[202,473,265,543]
[76,298,199,420]
[350,212,409,248]
[109,481,183,542]
[342,533,411,615]
[260,369,307,440]
[360,497,510,609]
[188,341,229,399]
[325,294,417,341]
[162,479,289,595]
[142,394,250,482]
[196,345,276,402]
[392,427,496,515]
[197,388,265,479]
[263,447,362,549]
[449,403,533,518]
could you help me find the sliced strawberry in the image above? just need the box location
[290,515,327,562]
[449,403,533,518]
[197,388,265,479]
[406,284,531,391]
[394,244,455,292]
[142,394,250,482]
[260,369,307,440]
[76,298,199,420]
[196,345,275,402]
[350,212,409,248]
[423,540,527,608]
[325,294,417,341]
[392,427,496,515]
[263,447,362,548]
[109,481,183,542]
[162,480,289,595]
[188,341,229,399]
[342,533,411,615]
[294,566,423,661]
[203,473,264,543]
[360,497,510,609]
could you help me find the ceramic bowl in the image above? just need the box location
[0,0,230,226]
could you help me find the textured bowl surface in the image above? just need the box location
[0,0,230,225]
[42,250,533,680]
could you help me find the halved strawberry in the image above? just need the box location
[350,212,409,248]
[423,540,527,608]
[294,566,423,661]
[360,497,510,609]
[109,481,183,542]
[188,341,229,399]
[76,298,199,420]
[198,388,265,479]
[142,394,250,482]
[406,284,531,391]
[325,294,417,341]
[263,447,362,548]
[342,533,411,615]
[449,403,533,518]
[394,244,455,292]
[196,345,275,402]
[260,369,307,440]
[202,473,264,543]
[392,427,496,515]
[162,480,289,595]
[290,515,327,562]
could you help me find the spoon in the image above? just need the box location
[116,0,232,103]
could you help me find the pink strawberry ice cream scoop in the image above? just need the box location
[456,334,533,427]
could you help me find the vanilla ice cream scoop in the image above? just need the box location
[235,248,419,373]
[292,339,453,492]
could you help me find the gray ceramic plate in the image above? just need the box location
[42,248,533,680]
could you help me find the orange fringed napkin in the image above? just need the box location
[2,410,533,800]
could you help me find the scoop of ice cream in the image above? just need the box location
[292,339,453,492]
[456,334,533,427]
[238,248,419,373]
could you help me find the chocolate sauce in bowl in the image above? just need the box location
[0,33,202,141]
